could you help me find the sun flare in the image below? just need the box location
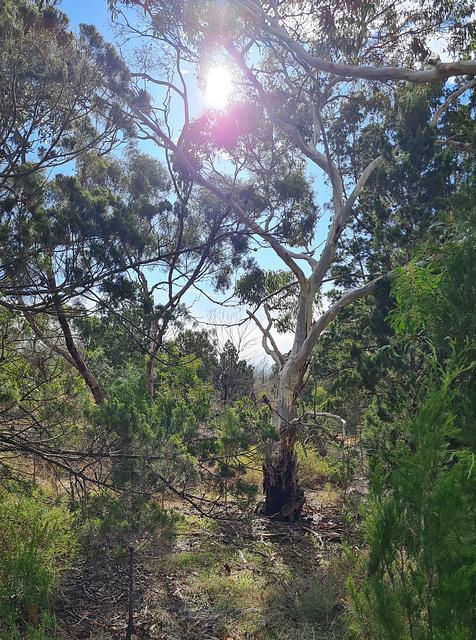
[205,66,233,107]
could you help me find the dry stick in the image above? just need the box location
[125,546,134,640]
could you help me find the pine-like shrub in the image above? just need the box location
[347,356,476,639]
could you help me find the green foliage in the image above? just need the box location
[305,286,395,446]
[214,340,255,405]
[296,446,330,489]
[388,260,442,340]
[348,356,476,639]
[78,352,213,539]
[177,329,256,407]
[91,353,209,492]
[0,307,91,484]
[0,0,134,185]
[235,268,301,333]
[435,241,476,360]
[0,486,77,639]
[388,239,476,358]
[214,405,255,504]
[210,399,273,508]
[396,90,435,169]
[216,406,252,453]
[349,233,476,639]
[333,82,468,286]
[72,312,146,388]
[81,489,181,550]
[176,328,219,385]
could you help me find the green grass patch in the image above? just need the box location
[175,550,217,568]
[148,509,351,640]
[297,446,332,489]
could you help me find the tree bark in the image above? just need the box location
[232,1,476,84]
[262,429,304,520]
[44,272,104,404]
[262,290,311,520]
[55,300,105,404]
[145,320,161,398]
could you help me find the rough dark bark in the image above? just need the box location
[262,431,305,521]
[58,317,104,403]
[261,313,308,521]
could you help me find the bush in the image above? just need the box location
[0,486,77,639]
[80,488,182,555]
[297,445,331,489]
[347,357,476,639]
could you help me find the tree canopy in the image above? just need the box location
[106,0,476,517]
[1,2,476,636]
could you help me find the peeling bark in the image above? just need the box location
[262,430,305,520]
[261,289,311,520]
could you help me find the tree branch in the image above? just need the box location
[235,0,476,84]
[21,308,76,369]
[430,78,476,127]
[247,305,285,366]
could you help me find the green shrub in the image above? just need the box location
[297,446,330,489]
[347,357,476,639]
[81,488,182,550]
[0,486,77,639]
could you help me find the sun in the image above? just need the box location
[205,66,233,108]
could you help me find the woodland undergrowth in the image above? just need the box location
[0,451,362,640]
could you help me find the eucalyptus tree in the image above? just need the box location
[109,0,476,518]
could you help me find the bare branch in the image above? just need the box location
[292,410,347,444]
[247,306,285,366]
[235,0,476,84]
[430,78,476,127]
[435,139,472,151]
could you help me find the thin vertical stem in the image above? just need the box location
[125,546,134,640]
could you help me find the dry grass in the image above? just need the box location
[54,484,356,640]
[132,503,352,640]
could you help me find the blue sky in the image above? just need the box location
[57,0,327,360]
[58,1,273,357]
[61,0,111,34]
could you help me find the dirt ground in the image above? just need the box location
[55,487,364,640]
